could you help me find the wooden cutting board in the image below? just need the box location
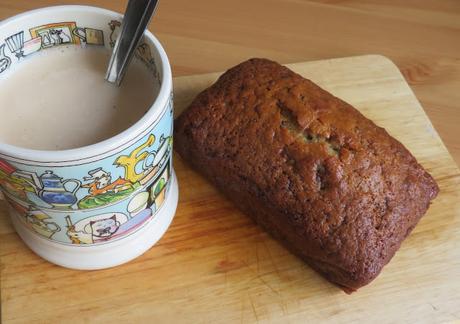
[1,55,459,323]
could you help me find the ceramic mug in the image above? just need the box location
[0,6,178,269]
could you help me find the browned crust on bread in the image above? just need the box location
[174,58,439,291]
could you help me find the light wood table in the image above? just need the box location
[0,1,459,323]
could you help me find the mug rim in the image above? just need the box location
[0,5,172,162]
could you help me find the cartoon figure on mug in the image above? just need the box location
[65,213,127,244]
[78,167,134,209]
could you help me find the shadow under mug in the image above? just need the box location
[0,5,178,270]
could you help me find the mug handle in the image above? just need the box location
[72,27,86,41]
[63,179,81,195]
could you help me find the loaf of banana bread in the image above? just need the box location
[174,58,439,292]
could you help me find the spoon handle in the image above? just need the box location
[106,0,159,86]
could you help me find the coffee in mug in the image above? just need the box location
[0,46,159,150]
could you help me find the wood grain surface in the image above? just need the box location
[0,0,458,166]
[1,55,459,323]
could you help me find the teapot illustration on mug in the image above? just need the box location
[15,170,81,209]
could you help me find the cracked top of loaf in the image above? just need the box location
[174,58,439,291]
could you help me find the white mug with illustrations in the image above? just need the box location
[0,6,178,269]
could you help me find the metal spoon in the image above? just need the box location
[105,0,159,86]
